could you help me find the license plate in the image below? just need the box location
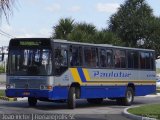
[23,92,30,96]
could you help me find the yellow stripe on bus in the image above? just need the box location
[81,80,156,85]
[70,68,82,84]
[83,68,91,81]
[88,79,156,83]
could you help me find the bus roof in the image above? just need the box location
[10,38,154,52]
[52,39,155,52]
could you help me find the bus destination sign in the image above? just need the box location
[20,41,41,46]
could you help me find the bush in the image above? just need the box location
[0,65,5,73]
[0,90,5,96]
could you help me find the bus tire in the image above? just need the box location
[28,97,37,107]
[122,87,134,106]
[67,87,76,109]
[87,98,103,104]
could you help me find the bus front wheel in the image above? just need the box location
[67,87,76,109]
[122,87,134,106]
[28,97,37,107]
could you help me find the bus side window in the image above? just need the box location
[133,52,139,69]
[100,49,107,67]
[55,45,68,66]
[84,47,97,67]
[140,52,153,70]
[54,44,68,75]
[106,49,113,68]
[54,46,62,66]
[140,52,145,69]
[69,45,82,67]
[150,53,154,70]
[114,50,126,68]
[91,47,97,67]
[145,52,150,69]
[140,52,151,69]
[96,48,99,67]
[79,47,83,66]
[114,50,120,68]
[128,51,139,69]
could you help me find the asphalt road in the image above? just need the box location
[0,74,6,83]
[0,96,160,120]
[0,74,6,90]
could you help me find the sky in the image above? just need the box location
[0,0,160,67]
[0,0,160,46]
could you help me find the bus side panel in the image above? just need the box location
[49,86,69,100]
[80,86,127,99]
[135,85,156,96]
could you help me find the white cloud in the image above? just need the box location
[16,33,35,38]
[15,28,51,39]
[39,28,51,37]
[156,59,160,68]
[96,3,120,13]
[1,25,13,33]
[69,6,81,12]
[46,4,61,12]
[0,23,51,46]
[0,25,15,46]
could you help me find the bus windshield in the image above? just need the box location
[8,48,52,76]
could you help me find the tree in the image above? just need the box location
[0,0,15,21]
[108,0,154,47]
[67,22,97,43]
[142,17,160,57]
[52,18,123,46]
[52,18,75,39]
[93,30,124,46]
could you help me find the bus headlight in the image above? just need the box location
[6,84,15,89]
[40,85,46,90]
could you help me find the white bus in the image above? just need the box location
[6,38,156,109]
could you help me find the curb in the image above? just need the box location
[0,96,17,101]
[123,106,157,120]
[122,106,143,120]
[144,93,160,97]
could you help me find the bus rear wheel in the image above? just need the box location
[87,98,103,104]
[67,87,76,109]
[122,87,134,106]
[28,97,37,107]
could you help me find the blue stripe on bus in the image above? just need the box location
[77,68,87,82]
[5,85,156,100]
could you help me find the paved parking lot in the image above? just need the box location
[0,74,6,83]
[1,96,160,120]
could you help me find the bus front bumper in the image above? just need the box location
[5,89,51,98]
[5,87,69,100]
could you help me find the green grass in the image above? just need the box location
[0,90,5,96]
[0,65,5,73]
[128,104,160,119]
[157,87,160,93]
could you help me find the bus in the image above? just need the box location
[6,38,156,109]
